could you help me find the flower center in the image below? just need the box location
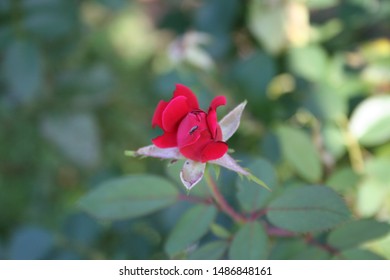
[177,111,208,148]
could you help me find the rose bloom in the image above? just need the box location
[130,84,262,190]
[151,84,228,162]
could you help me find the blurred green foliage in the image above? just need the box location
[1,0,390,260]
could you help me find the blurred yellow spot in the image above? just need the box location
[267,73,296,99]
[361,38,390,62]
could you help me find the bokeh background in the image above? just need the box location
[1,0,390,259]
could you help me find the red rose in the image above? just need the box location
[151,84,228,162]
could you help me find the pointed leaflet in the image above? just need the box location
[237,158,276,212]
[327,219,390,250]
[180,160,206,190]
[228,222,268,260]
[267,185,350,233]
[209,154,249,176]
[165,205,217,256]
[210,154,270,190]
[335,248,385,260]
[189,241,228,260]
[129,145,184,160]
[219,100,247,141]
[276,125,322,183]
[78,175,178,220]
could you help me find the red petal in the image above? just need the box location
[179,130,212,162]
[152,131,177,148]
[152,100,168,128]
[207,96,226,139]
[177,112,208,148]
[210,95,226,110]
[173,84,199,109]
[162,96,190,132]
[201,141,228,162]
[180,145,202,162]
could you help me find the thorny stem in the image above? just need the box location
[204,169,247,224]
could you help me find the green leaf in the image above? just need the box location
[336,248,385,260]
[321,123,346,160]
[228,222,268,260]
[267,185,350,233]
[248,0,310,55]
[366,157,390,184]
[293,246,331,260]
[326,167,360,194]
[304,84,347,122]
[288,45,328,81]
[328,219,390,250]
[165,205,217,256]
[78,175,178,221]
[233,50,276,100]
[237,158,276,212]
[41,112,101,169]
[269,239,330,260]
[23,11,74,40]
[210,223,231,239]
[356,178,388,217]
[3,39,43,104]
[276,125,322,183]
[269,239,307,260]
[248,0,283,54]
[9,226,54,260]
[349,95,390,146]
[246,173,271,191]
[188,241,228,260]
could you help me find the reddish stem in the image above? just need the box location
[304,234,340,256]
[205,171,247,224]
[202,170,341,258]
[266,225,296,237]
[249,208,268,221]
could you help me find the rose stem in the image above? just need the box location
[204,169,247,224]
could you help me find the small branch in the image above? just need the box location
[304,234,340,256]
[202,170,341,258]
[204,170,247,224]
[249,208,268,221]
[265,225,295,237]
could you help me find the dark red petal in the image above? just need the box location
[207,96,226,139]
[210,95,226,110]
[177,112,208,148]
[152,100,168,128]
[152,131,177,148]
[162,96,190,132]
[173,84,199,109]
[179,130,211,162]
[180,145,202,162]
[214,125,223,141]
[201,141,228,162]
